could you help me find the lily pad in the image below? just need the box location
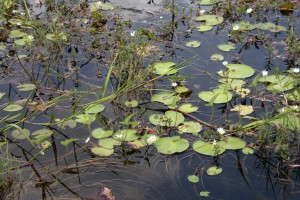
[151,91,181,106]
[195,15,223,26]
[17,84,37,91]
[128,140,146,149]
[188,175,199,183]
[4,104,23,112]
[84,103,105,114]
[200,191,210,197]
[124,100,138,108]
[210,54,224,61]
[61,138,79,147]
[185,40,201,48]
[207,166,223,176]
[225,64,255,79]
[197,25,213,32]
[113,129,139,141]
[9,30,27,38]
[151,61,177,75]
[154,136,189,154]
[218,136,246,150]
[11,128,30,140]
[217,44,235,52]
[258,75,296,92]
[99,138,122,149]
[75,113,96,125]
[242,147,254,155]
[90,2,114,12]
[257,22,286,32]
[32,129,53,144]
[178,103,198,113]
[174,86,192,95]
[198,86,233,104]
[178,121,202,135]
[92,128,113,139]
[91,147,114,157]
[149,111,184,127]
[231,105,254,116]
[198,0,220,5]
[232,21,256,31]
[193,140,225,156]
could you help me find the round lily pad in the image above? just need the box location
[154,136,189,154]
[198,87,233,104]
[128,140,146,149]
[207,166,223,176]
[232,21,256,31]
[210,54,224,61]
[198,0,220,5]
[11,128,30,140]
[242,147,254,155]
[193,140,225,156]
[91,147,114,157]
[9,30,27,38]
[178,103,198,113]
[195,15,224,26]
[218,136,246,150]
[200,191,210,197]
[257,22,286,32]
[4,104,23,112]
[113,129,139,141]
[185,40,201,48]
[197,25,213,32]
[258,75,295,92]
[188,175,199,183]
[84,103,105,114]
[99,138,121,149]
[226,64,255,78]
[124,100,138,108]
[92,128,113,139]
[178,121,202,135]
[151,61,177,75]
[149,111,184,127]
[217,44,235,52]
[151,91,181,106]
[231,105,254,116]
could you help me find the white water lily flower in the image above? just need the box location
[292,68,300,73]
[28,35,34,40]
[12,10,18,14]
[146,135,158,145]
[246,8,253,14]
[217,70,223,75]
[293,105,298,109]
[96,1,102,6]
[171,82,178,87]
[222,61,228,66]
[200,10,206,15]
[217,127,225,135]
[85,136,91,143]
[20,12,25,15]
[232,25,239,31]
[160,16,163,19]
[262,70,268,76]
[130,31,136,37]
[16,22,21,26]
[213,140,217,146]
[281,107,286,112]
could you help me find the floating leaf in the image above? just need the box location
[195,15,223,26]
[61,138,78,147]
[174,86,192,95]
[32,129,53,144]
[151,61,177,75]
[151,91,181,106]
[85,103,105,114]
[128,140,146,149]
[90,2,114,12]
[217,44,235,52]
[141,134,159,145]
[124,100,138,108]
[99,138,122,149]
[185,40,201,48]
[231,105,254,116]
[8,18,22,25]
[235,88,251,98]
[178,103,198,113]
[113,129,139,141]
[154,136,189,154]
[17,83,37,91]
[210,54,224,61]
[207,166,223,176]
[225,64,255,79]
[11,128,30,140]
[92,128,113,139]
[232,21,256,31]
[178,121,202,135]
[198,86,233,104]
[4,104,23,112]
[218,136,246,150]
[62,119,77,129]
[198,0,220,5]
[193,140,225,156]
[258,75,296,92]
[196,25,213,32]
[91,147,114,157]
[242,147,254,155]
[200,191,210,197]
[9,30,27,38]
[188,175,199,183]
[149,111,184,127]
[257,22,286,32]
[75,113,96,125]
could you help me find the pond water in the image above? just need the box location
[0,0,300,199]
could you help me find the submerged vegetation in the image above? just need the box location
[0,0,300,199]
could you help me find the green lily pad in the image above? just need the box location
[210,54,224,61]
[91,147,114,157]
[154,136,189,154]
[39,141,51,149]
[178,121,202,135]
[9,30,27,38]
[90,2,114,12]
[141,134,159,145]
[218,136,246,150]
[14,36,34,46]
[225,64,255,78]
[185,40,201,48]
[200,191,210,197]
[151,61,177,75]
[196,25,213,32]
[32,129,53,144]
[113,129,139,141]
[178,103,198,113]
[84,103,105,114]
[149,111,184,127]
[232,21,256,31]
[17,84,37,91]
[124,100,138,108]
[188,175,199,183]
[242,147,254,155]
[8,18,22,25]
[128,140,146,149]
[257,22,286,32]
[151,91,181,106]
[193,140,225,156]
[231,105,254,116]
[4,104,23,112]
[198,86,233,104]
[75,113,96,125]
[198,0,220,5]
[92,128,113,139]
[207,166,223,176]
[174,86,191,95]
[195,15,223,26]
[11,128,30,140]
[99,138,122,149]
[217,44,235,52]
[61,138,79,147]
[258,75,296,92]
